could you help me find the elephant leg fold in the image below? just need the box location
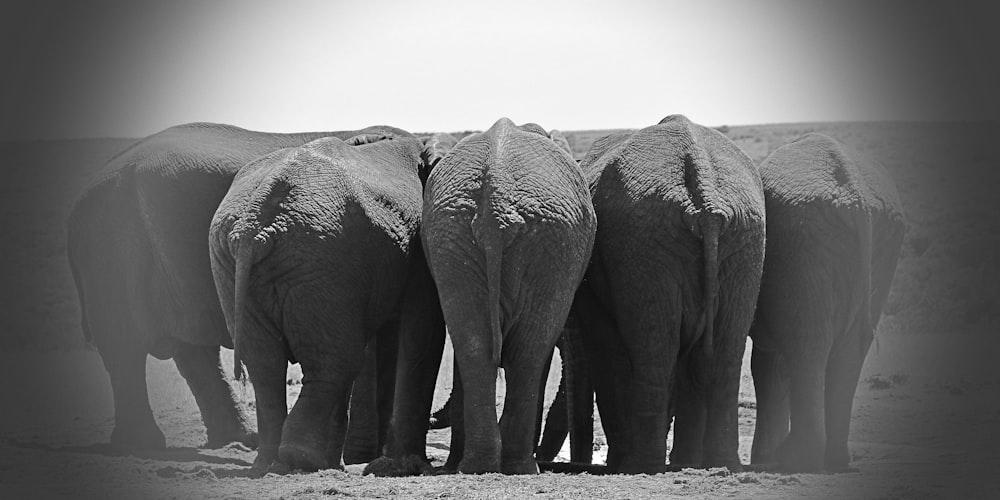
[102,342,165,450]
[173,342,256,449]
[243,343,288,478]
[344,339,379,465]
[823,324,872,471]
[750,344,789,465]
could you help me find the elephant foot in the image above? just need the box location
[204,429,258,450]
[277,443,341,473]
[823,448,859,473]
[775,436,824,473]
[700,454,744,473]
[500,458,539,475]
[110,422,166,451]
[428,406,451,430]
[743,462,782,473]
[363,455,434,477]
[457,453,501,474]
[343,448,379,465]
[431,466,459,475]
[248,455,275,479]
[823,444,852,472]
[614,458,669,475]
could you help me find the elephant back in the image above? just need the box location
[424,117,593,234]
[581,114,765,239]
[759,133,904,233]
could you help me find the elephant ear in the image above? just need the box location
[548,129,574,157]
[419,132,458,181]
[344,133,394,146]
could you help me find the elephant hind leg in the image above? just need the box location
[669,354,706,468]
[278,330,364,473]
[436,282,501,474]
[776,345,829,473]
[173,342,256,449]
[499,345,550,474]
[823,322,873,471]
[749,344,789,465]
[242,338,288,478]
[535,363,568,462]
[344,338,379,465]
[102,341,165,450]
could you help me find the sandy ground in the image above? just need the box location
[1,332,998,499]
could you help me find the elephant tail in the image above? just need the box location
[484,230,504,367]
[473,173,507,368]
[854,207,874,358]
[700,214,722,357]
[231,240,254,382]
[65,227,92,343]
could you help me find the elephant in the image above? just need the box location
[66,122,407,451]
[748,133,905,472]
[367,118,596,475]
[533,315,594,464]
[208,132,444,477]
[571,115,766,473]
[422,321,596,465]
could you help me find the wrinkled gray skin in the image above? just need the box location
[573,115,765,473]
[391,129,593,466]
[382,118,596,475]
[749,133,904,472]
[66,122,403,451]
[209,133,442,477]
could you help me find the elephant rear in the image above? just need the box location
[208,133,430,475]
[575,115,766,473]
[749,133,905,472]
[421,118,596,474]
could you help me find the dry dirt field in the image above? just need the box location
[1,121,997,498]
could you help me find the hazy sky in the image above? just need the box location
[2,0,996,138]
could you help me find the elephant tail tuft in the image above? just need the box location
[700,214,722,357]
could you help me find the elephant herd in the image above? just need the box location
[66,115,904,477]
